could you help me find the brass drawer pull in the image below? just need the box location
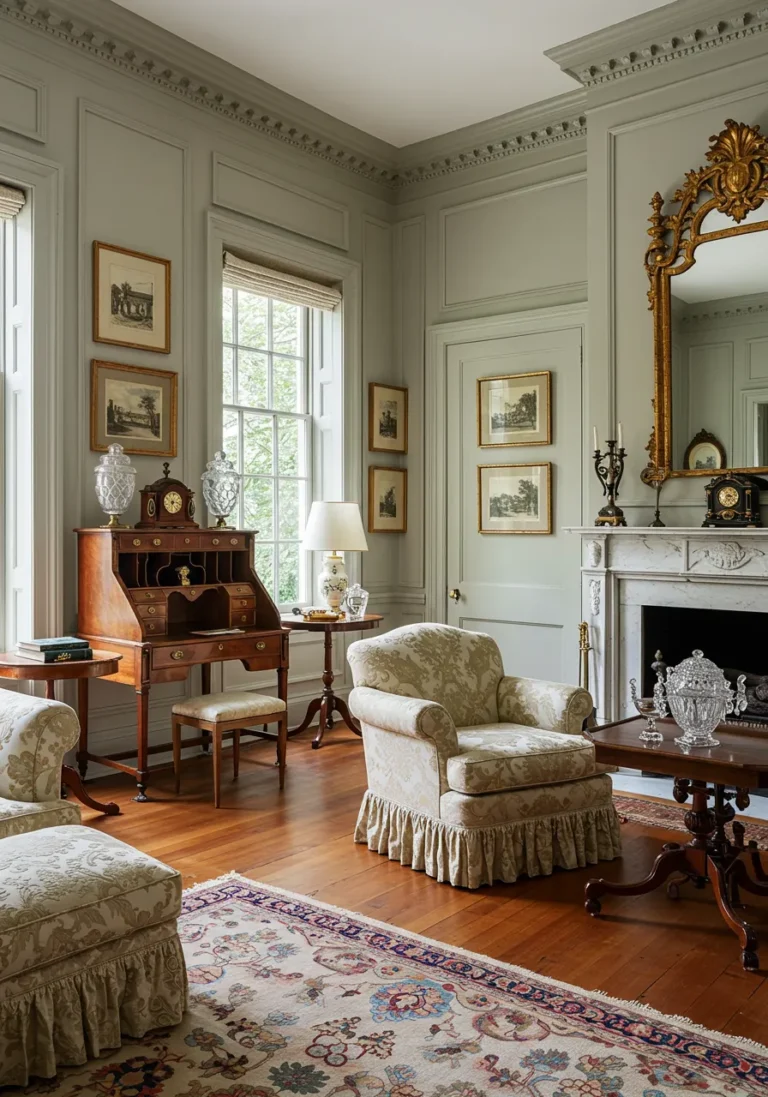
[148,623,155,631]
[147,592,154,599]
[133,538,141,547]
[147,606,156,615]
[153,538,162,546]
[230,537,238,545]
[171,650,185,660]
[218,643,224,651]
[184,538,190,544]
[241,615,248,623]
[256,640,266,651]
[190,589,196,596]
[212,538,219,545]
[240,599,247,606]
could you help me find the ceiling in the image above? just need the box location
[110,0,672,147]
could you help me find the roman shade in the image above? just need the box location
[0,184,25,220]
[223,251,342,312]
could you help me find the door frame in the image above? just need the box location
[425,303,587,623]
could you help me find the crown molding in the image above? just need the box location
[0,0,589,195]
[546,0,768,88]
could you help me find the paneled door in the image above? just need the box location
[442,318,584,683]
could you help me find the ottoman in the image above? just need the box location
[0,825,188,1086]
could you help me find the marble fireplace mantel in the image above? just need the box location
[565,526,768,721]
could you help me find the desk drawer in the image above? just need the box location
[175,534,200,550]
[143,619,168,637]
[226,583,254,597]
[132,589,163,604]
[200,533,246,550]
[152,633,282,669]
[137,603,166,620]
[120,534,175,552]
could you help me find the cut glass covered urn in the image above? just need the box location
[655,649,747,749]
[201,451,241,528]
[94,444,137,528]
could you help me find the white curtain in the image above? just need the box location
[0,183,26,220]
[223,251,342,312]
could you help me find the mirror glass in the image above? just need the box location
[670,207,768,469]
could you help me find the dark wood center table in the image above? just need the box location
[281,614,382,748]
[0,650,122,816]
[585,715,768,971]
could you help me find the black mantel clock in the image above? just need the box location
[703,473,767,529]
[136,463,199,529]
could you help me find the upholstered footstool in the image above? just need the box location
[0,825,187,1087]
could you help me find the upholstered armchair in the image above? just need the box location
[348,623,620,889]
[0,692,81,838]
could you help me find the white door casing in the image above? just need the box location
[426,306,586,684]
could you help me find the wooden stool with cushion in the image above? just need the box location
[172,691,287,806]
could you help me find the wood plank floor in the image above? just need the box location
[81,726,768,1044]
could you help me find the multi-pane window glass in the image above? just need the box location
[223,286,311,605]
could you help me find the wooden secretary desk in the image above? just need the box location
[76,525,289,800]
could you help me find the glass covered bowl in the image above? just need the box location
[656,649,746,749]
[201,451,241,528]
[94,443,137,527]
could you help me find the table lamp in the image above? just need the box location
[303,501,368,610]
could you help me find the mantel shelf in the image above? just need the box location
[564,527,768,536]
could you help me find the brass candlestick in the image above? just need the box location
[594,440,627,527]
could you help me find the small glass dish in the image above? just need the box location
[629,677,666,743]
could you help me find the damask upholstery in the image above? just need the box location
[348,623,621,889]
[0,825,187,1086]
[172,690,286,721]
[0,692,81,838]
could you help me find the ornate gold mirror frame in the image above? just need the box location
[642,119,768,483]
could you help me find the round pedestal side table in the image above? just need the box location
[281,614,383,748]
[0,650,122,815]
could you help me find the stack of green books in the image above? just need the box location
[17,637,94,663]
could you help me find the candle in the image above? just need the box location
[617,421,623,449]
[592,426,599,452]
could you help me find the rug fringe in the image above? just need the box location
[184,871,768,1059]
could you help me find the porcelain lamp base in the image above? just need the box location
[318,552,348,611]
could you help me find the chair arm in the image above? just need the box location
[497,676,593,735]
[349,686,459,755]
[0,695,80,803]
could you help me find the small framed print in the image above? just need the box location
[368,466,407,533]
[93,241,171,354]
[369,383,408,454]
[478,462,552,535]
[91,359,178,456]
[683,428,726,471]
[477,371,551,448]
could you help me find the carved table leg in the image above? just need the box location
[134,687,150,802]
[200,664,211,754]
[747,840,768,884]
[312,631,336,749]
[45,680,55,700]
[585,843,689,915]
[710,861,760,971]
[61,765,120,816]
[77,678,89,779]
[333,693,362,736]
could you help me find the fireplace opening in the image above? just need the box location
[641,604,768,726]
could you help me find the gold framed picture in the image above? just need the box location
[477,371,551,447]
[369,382,408,454]
[478,462,552,534]
[368,466,407,533]
[93,241,171,354]
[91,359,178,457]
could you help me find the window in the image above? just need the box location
[222,286,312,606]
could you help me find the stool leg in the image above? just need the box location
[172,718,182,795]
[213,728,222,808]
[233,729,240,781]
[277,713,287,790]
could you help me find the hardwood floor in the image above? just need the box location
[81,726,768,1044]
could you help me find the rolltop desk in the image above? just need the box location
[76,525,289,800]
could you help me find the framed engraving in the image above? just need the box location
[477,370,551,448]
[368,466,407,533]
[91,359,178,456]
[93,241,171,354]
[369,383,408,454]
[478,462,552,534]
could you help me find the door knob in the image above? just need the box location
[448,588,461,602]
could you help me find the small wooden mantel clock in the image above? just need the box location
[136,463,199,529]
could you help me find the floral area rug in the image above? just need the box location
[26,873,768,1097]
[614,793,768,851]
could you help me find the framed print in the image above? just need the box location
[93,241,171,353]
[91,359,178,456]
[477,370,551,447]
[369,382,408,454]
[478,462,551,535]
[683,428,726,471]
[368,466,407,533]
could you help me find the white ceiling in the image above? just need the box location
[110,0,671,147]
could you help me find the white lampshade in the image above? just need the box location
[303,501,368,552]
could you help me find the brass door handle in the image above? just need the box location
[448,588,461,602]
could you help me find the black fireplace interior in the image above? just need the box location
[641,605,768,724]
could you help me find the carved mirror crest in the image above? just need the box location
[643,119,768,482]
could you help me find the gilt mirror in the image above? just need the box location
[643,119,768,482]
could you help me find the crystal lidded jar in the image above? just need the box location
[659,649,747,749]
[201,451,241,528]
[344,583,369,621]
[94,443,137,527]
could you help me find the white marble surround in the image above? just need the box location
[567,528,768,722]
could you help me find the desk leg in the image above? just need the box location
[134,687,150,802]
[200,664,211,754]
[45,680,55,700]
[77,678,89,778]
